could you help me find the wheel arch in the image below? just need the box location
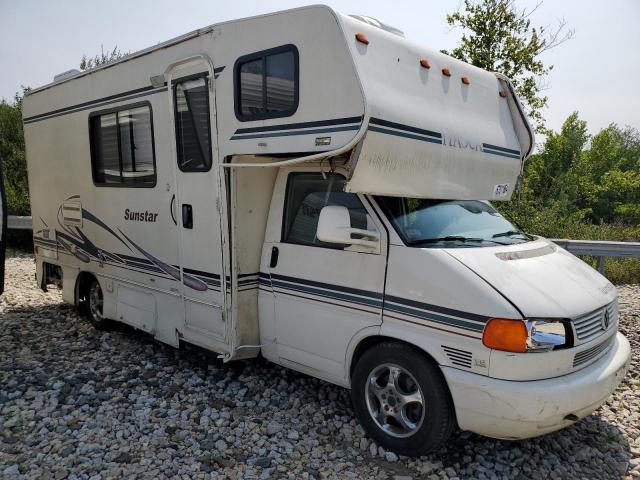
[347,333,443,385]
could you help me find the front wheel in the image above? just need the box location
[351,342,456,456]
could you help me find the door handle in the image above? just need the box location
[270,246,279,268]
[182,204,193,229]
[170,195,177,226]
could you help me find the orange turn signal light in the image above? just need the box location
[442,68,451,77]
[499,90,508,98]
[420,59,431,69]
[461,76,470,85]
[482,318,527,353]
[355,33,369,45]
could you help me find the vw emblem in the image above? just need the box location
[602,310,610,330]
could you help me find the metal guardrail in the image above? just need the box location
[6,215,640,273]
[551,238,640,273]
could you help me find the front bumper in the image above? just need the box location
[443,332,631,440]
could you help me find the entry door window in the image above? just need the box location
[282,173,367,249]
[174,76,212,172]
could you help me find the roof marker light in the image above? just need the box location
[442,68,451,77]
[420,59,431,69]
[461,76,470,85]
[355,33,369,45]
[499,90,508,98]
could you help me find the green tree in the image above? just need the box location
[444,0,573,132]
[80,45,128,71]
[571,124,640,224]
[0,87,31,215]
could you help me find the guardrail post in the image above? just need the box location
[596,256,605,274]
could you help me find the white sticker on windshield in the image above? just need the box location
[493,183,510,198]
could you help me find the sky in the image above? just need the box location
[1,0,639,135]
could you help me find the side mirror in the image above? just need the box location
[316,205,379,248]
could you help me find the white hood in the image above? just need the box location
[445,238,616,319]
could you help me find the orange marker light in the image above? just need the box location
[461,76,471,85]
[499,90,508,97]
[420,59,431,69]
[442,68,451,77]
[482,318,528,353]
[355,33,369,45]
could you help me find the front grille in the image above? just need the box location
[573,334,615,367]
[572,300,617,343]
[442,345,472,368]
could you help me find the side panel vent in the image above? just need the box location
[442,345,472,368]
[62,201,83,227]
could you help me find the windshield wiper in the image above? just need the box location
[409,236,485,246]
[492,230,530,239]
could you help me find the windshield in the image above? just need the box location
[376,197,531,248]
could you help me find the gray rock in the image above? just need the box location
[1,256,639,480]
[385,451,399,462]
[266,421,283,436]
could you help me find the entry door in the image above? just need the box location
[171,70,226,341]
[268,172,387,380]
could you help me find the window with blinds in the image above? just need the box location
[235,45,299,121]
[174,76,212,172]
[89,103,156,187]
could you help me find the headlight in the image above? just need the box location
[483,318,570,353]
[525,319,569,352]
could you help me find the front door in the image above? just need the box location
[170,66,227,344]
[268,170,387,381]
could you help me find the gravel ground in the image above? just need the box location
[0,254,638,480]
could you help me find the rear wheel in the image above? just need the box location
[351,342,456,456]
[83,277,110,330]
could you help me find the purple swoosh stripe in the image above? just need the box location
[118,230,208,292]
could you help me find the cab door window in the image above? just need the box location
[282,172,367,249]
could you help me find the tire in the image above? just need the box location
[351,341,456,456]
[82,277,110,330]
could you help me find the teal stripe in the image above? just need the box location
[368,126,443,145]
[385,302,485,332]
[482,148,520,159]
[271,279,382,309]
[231,124,359,140]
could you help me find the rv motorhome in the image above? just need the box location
[18,5,630,455]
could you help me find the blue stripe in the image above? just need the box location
[271,273,382,300]
[231,124,359,140]
[24,87,165,124]
[370,117,442,139]
[384,294,490,323]
[482,143,520,155]
[385,303,485,332]
[482,148,520,159]
[271,279,382,309]
[369,126,443,145]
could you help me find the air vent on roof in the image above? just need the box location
[54,69,81,83]
[349,15,405,37]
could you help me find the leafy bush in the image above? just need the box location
[1,90,30,216]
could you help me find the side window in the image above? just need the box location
[174,76,212,172]
[89,104,156,187]
[282,173,368,249]
[235,45,298,121]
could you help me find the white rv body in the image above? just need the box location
[23,5,629,446]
